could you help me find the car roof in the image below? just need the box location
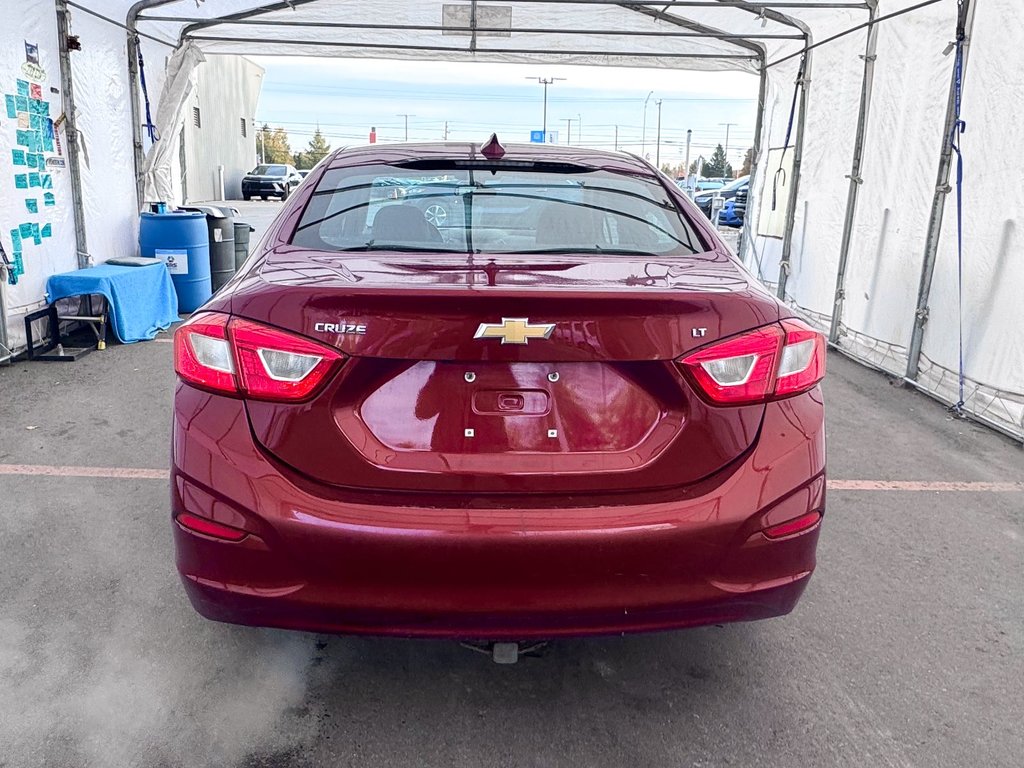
[325,141,654,175]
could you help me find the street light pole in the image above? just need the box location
[655,100,663,168]
[526,77,565,141]
[641,90,654,158]
[685,128,692,178]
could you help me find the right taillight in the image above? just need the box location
[678,318,825,405]
[774,318,826,397]
[173,312,344,402]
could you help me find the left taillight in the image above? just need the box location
[677,318,825,405]
[173,312,344,402]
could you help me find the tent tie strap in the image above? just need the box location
[137,40,159,143]
[771,55,806,212]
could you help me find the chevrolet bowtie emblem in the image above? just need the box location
[474,318,555,345]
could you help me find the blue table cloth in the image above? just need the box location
[46,263,179,343]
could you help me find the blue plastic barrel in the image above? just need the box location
[139,211,211,313]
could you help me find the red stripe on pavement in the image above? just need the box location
[827,479,1024,492]
[0,464,168,480]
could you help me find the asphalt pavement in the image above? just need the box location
[0,201,1021,768]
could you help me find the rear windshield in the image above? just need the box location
[291,163,704,256]
[252,165,287,175]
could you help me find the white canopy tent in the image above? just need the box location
[3,0,1021,442]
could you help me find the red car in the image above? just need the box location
[171,138,826,642]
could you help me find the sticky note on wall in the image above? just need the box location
[5,95,15,118]
[25,198,38,214]
[12,149,26,165]
[16,79,29,96]
[15,174,28,189]
[41,224,52,238]
[41,174,52,189]
[28,172,40,187]
[44,192,55,206]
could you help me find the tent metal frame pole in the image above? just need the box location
[739,64,768,267]
[775,50,809,300]
[56,0,90,269]
[828,0,879,343]
[905,0,976,381]
[127,0,180,209]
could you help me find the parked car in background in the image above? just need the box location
[733,184,749,223]
[694,176,749,219]
[172,139,826,642]
[718,199,743,228]
[298,170,311,180]
[694,179,725,193]
[241,164,302,201]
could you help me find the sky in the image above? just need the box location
[250,57,759,171]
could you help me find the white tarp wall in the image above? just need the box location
[0,0,80,352]
[3,1,1021,439]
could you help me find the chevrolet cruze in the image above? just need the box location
[172,138,826,640]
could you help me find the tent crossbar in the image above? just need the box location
[66,0,175,45]
[137,16,804,40]
[185,36,758,59]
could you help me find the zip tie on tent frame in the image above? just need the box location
[949,0,968,418]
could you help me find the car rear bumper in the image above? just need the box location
[171,384,826,640]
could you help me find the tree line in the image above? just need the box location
[660,144,753,180]
[256,124,331,170]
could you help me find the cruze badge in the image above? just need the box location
[314,321,367,335]
[474,318,555,345]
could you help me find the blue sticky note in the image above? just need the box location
[28,133,40,152]
[41,101,49,117]
[16,129,31,147]
[30,112,41,130]
[28,172,41,188]
[14,174,28,189]
[17,79,29,96]
[26,199,38,214]
[10,229,21,251]
[29,99,43,115]
[15,95,28,112]
[44,192,55,207]
[19,222,32,239]
[4,95,15,118]
[31,223,41,245]
[12,149,26,165]
[41,174,52,189]
[41,224,52,239]
[43,134,53,152]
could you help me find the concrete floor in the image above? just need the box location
[1,202,1022,767]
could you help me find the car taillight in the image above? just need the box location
[678,319,825,405]
[173,312,344,402]
[229,317,342,401]
[774,318,827,397]
[173,313,237,395]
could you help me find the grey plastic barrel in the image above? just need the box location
[233,221,255,271]
[183,205,235,292]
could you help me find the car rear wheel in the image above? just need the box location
[243,194,251,202]
[260,196,267,201]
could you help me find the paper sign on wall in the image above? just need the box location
[756,147,796,240]
[156,248,188,275]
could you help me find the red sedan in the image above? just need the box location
[171,138,826,641]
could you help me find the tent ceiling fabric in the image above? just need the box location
[108,1,879,74]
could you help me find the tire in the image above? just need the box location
[281,188,290,202]
[423,203,448,227]
[260,196,267,201]
[243,194,251,201]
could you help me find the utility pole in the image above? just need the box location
[655,100,663,167]
[257,125,265,163]
[719,122,738,173]
[641,90,654,158]
[397,113,415,141]
[577,113,582,147]
[685,128,692,178]
[614,125,619,151]
[443,121,449,140]
[562,117,576,145]
[526,76,565,141]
